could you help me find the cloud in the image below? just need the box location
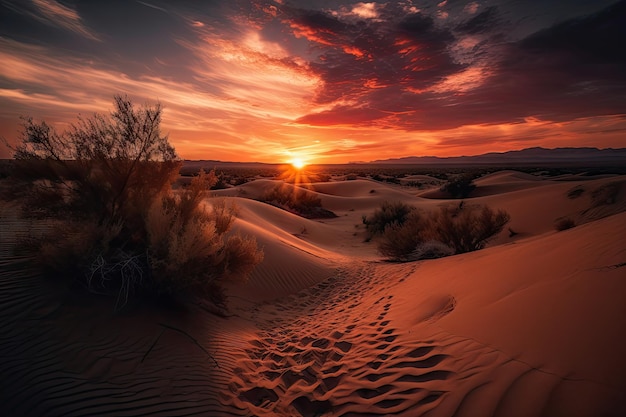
[30,0,101,41]
[456,6,500,34]
[286,1,626,132]
[0,15,321,161]
[278,4,461,101]
[463,2,480,15]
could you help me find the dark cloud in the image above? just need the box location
[469,0,626,121]
[272,3,463,120]
[295,0,626,131]
[456,6,501,34]
[520,0,626,66]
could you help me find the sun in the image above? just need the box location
[291,157,306,170]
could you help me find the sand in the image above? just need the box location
[1,172,625,416]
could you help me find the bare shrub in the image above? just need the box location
[144,169,261,304]
[4,96,263,309]
[372,202,508,260]
[440,173,477,198]
[432,204,510,253]
[8,96,180,230]
[590,182,621,207]
[567,186,585,199]
[261,184,336,218]
[554,217,576,231]
[363,201,415,239]
[377,210,441,261]
[221,234,265,279]
[412,240,455,260]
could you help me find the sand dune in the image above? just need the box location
[1,171,625,416]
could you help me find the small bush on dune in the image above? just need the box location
[363,201,415,240]
[590,182,621,207]
[567,186,585,199]
[261,184,336,218]
[370,202,510,260]
[433,204,510,254]
[3,96,263,310]
[440,173,477,198]
[377,210,440,260]
[554,217,576,231]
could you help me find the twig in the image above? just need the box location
[158,322,220,368]
[141,328,165,363]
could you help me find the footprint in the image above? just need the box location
[334,340,352,353]
[239,387,278,406]
[413,294,457,323]
[291,396,332,417]
[406,346,435,358]
[356,385,393,399]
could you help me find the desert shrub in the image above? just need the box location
[554,217,576,231]
[440,173,477,198]
[432,204,510,253]
[146,182,261,305]
[262,184,336,218]
[371,202,508,260]
[590,182,621,207]
[378,210,432,261]
[4,96,263,309]
[411,240,455,260]
[567,186,585,199]
[363,201,415,239]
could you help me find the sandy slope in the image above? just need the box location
[1,172,625,416]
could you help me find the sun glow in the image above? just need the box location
[291,157,306,169]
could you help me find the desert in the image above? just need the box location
[1,154,625,416]
[1,1,626,415]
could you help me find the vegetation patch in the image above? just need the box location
[440,173,478,198]
[261,184,337,219]
[567,186,585,199]
[554,217,576,231]
[365,201,510,261]
[3,96,263,311]
[362,201,415,241]
[590,182,621,207]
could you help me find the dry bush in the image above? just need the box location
[371,202,510,260]
[377,210,432,260]
[567,186,585,199]
[411,240,455,260]
[590,182,621,207]
[146,194,262,305]
[262,184,336,218]
[554,217,576,231]
[440,173,477,198]
[3,96,263,310]
[432,204,510,253]
[363,201,415,240]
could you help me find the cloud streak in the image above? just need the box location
[9,0,102,41]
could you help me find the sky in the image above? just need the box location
[1,0,625,164]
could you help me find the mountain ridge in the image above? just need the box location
[364,146,626,165]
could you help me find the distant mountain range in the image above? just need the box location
[366,147,626,166]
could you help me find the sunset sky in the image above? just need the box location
[1,0,625,163]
